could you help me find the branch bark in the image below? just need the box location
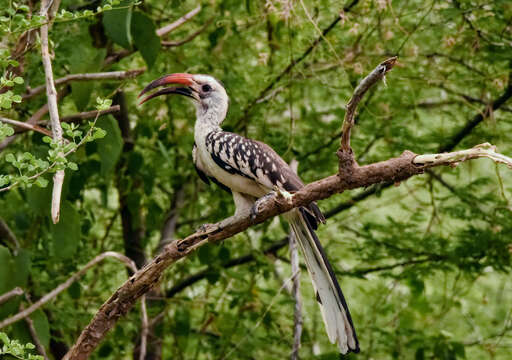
[40,0,64,224]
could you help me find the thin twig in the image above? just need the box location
[0,116,53,137]
[0,287,23,305]
[161,18,213,47]
[156,5,202,37]
[235,0,361,130]
[138,296,148,360]
[40,0,64,224]
[0,111,101,193]
[0,251,138,329]
[0,88,69,152]
[0,218,20,252]
[23,69,145,100]
[22,303,50,360]
[340,57,397,152]
[55,105,121,124]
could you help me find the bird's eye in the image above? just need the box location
[202,84,212,92]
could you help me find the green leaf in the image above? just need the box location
[131,11,161,69]
[96,116,123,176]
[0,245,11,294]
[103,1,133,49]
[50,201,80,259]
[5,153,15,163]
[31,310,50,349]
[35,177,48,188]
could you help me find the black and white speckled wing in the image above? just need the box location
[205,131,303,192]
[204,131,325,227]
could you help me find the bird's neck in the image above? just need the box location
[194,103,226,140]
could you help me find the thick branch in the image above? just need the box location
[23,69,145,100]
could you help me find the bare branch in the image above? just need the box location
[156,5,202,37]
[0,287,23,305]
[0,116,53,137]
[340,57,397,153]
[0,251,137,329]
[414,143,512,169]
[59,105,121,124]
[103,6,202,67]
[0,218,20,252]
[138,297,148,360]
[23,69,145,100]
[40,0,64,224]
[161,18,213,47]
[23,304,50,360]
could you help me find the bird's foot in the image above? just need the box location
[250,191,277,221]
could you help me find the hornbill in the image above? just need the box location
[139,73,359,354]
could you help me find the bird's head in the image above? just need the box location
[139,73,228,123]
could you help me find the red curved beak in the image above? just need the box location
[138,73,195,105]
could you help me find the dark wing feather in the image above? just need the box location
[205,131,325,225]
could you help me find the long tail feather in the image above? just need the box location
[286,209,359,354]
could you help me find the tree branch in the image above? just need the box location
[23,69,145,100]
[161,17,213,47]
[0,116,53,137]
[0,287,23,305]
[0,217,20,253]
[23,303,50,360]
[40,0,64,224]
[340,57,397,153]
[156,5,202,37]
[0,251,139,329]
[63,57,512,359]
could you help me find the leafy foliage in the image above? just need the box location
[0,0,511,359]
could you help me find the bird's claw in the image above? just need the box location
[251,191,277,221]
